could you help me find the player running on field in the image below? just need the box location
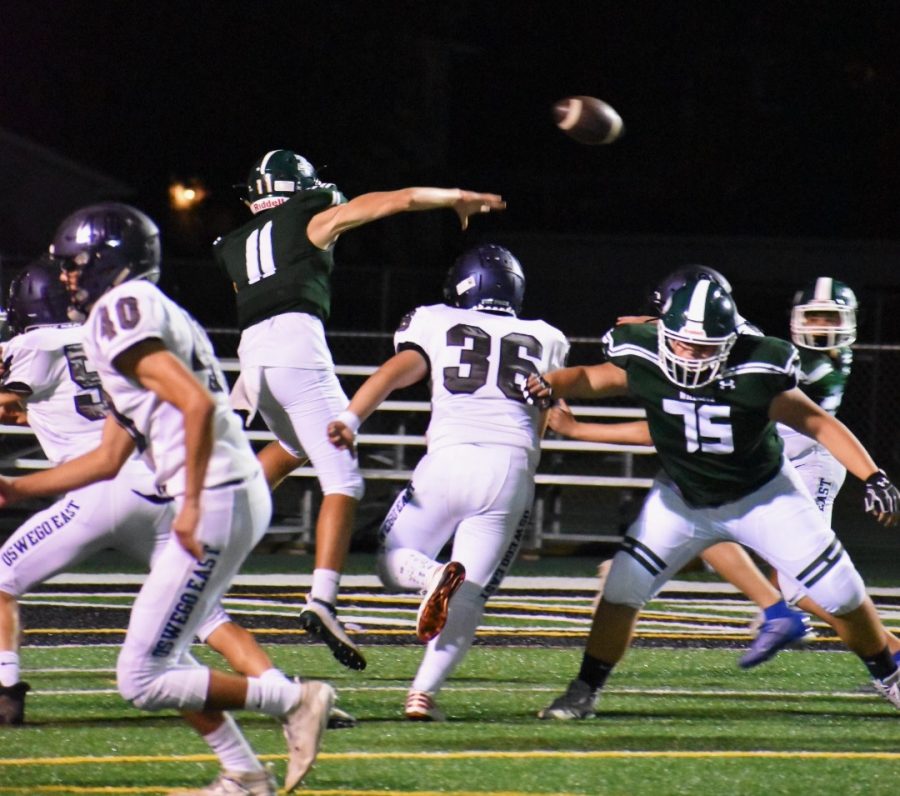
[328,245,568,720]
[0,204,332,795]
[0,258,353,734]
[214,149,506,671]
[525,277,900,719]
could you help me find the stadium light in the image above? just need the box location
[169,180,208,211]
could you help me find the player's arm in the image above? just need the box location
[0,414,135,506]
[526,362,629,406]
[548,399,652,445]
[114,339,215,559]
[327,349,428,454]
[307,187,506,248]
[769,387,899,526]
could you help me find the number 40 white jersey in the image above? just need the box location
[82,280,259,497]
[394,303,569,457]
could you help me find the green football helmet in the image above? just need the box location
[790,277,857,350]
[244,149,333,214]
[658,278,738,388]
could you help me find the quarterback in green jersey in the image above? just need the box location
[526,277,900,719]
[214,150,505,671]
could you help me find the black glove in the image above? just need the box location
[522,374,554,410]
[864,470,900,517]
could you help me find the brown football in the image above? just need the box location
[553,96,624,145]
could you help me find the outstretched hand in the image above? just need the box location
[327,420,357,459]
[453,191,506,230]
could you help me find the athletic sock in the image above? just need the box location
[203,713,263,773]
[861,646,898,681]
[0,651,20,687]
[310,569,341,606]
[245,676,303,718]
[762,599,796,622]
[259,667,291,685]
[578,653,615,693]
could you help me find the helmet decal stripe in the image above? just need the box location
[814,277,833,301]
[683,279,712,333]
[258,150,281,171]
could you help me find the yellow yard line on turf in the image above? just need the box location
[4,750,900,767]
[0,789,577,796]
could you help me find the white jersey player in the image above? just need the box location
[0,204,333,796]
[0,260,172,726]
[0,261,318,738]
[329,245,569,721]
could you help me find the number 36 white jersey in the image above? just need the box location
[83,280,259,497]
[394,303,569,458]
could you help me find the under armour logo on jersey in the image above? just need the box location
[718,378,736,390]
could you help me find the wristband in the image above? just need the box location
[336,410,361,434]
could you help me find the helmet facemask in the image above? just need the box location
[790,278,857,350]
[657,279,738,388]
[49,203,161,317]
[7,258,72,334]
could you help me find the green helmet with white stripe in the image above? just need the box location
[244,149,334,214]
[790,277,857,350]
[658,278,739,388]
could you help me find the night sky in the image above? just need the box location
[4,1,900,330]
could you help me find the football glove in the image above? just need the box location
[864,469,900,519]
[522,374,554,410]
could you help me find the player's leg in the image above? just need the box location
[700,542,810,668]
[540,476,711,719]
[257,440,306,491]
[732,463,900,705]
[117,474,333,792]
[201,615,356,730]
[257,367,365,670]
[406,447,533,720]
[0,483,143,724]
[375,449,468,645]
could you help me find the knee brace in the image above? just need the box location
[322,471,365,501]
[377,547,435,592]
[800,551,866,616]
[599,552,654,610]
[117,656,210,712]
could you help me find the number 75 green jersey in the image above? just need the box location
[602,323,800,507]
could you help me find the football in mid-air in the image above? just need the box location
[552,96,624,145]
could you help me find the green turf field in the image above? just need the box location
[3,574,900,796]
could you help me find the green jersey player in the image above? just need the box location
[214,150,505,671]
[526,277,900,719]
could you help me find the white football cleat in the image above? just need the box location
[405,689,446,722]
[283,680,335,791]
[167,763,277,795]
[873,667,900,710]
